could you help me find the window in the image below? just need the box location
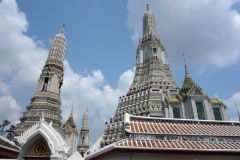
[213,108,222,120]
[173,107,181,118]
[196,102,205,120]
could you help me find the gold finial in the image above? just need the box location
[236,104,240,121]
[146,4,150,11]
[183,54,189,75]
[60,24,65,34]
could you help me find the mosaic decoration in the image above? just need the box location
[196,102,205,120]
[35,141,47,156]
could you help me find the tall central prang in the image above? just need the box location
[115,4,177,119]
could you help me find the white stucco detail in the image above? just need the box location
[203,100,211,120]
[17,117,69,159]
[191,99,198,120]
[181,102,186,119]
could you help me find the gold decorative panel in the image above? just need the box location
[25,137,51,157]
[35,141,47,156]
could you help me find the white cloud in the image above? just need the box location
[0,79,20,124]
[213,92,220,99]
[0,0,47,93]
[60,61,135,141]
[0,96,21,124]
[0,0,47,125]
[224,92,240,121]
[126,0,240,69]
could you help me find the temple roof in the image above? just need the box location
[121,114,240,151]
[115,139,240,151]
[64,112,77,129]
[63,106,77,131]
[210,98,220,103]
[0,136,20,151]
[87,113,240,159]
[128,117,240,136]
[182,72,195,92]
[181,56,203,95]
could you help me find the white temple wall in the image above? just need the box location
[191,99,198,120]
[164,107,169,118]
[203,100,212,120]
[221,106,230,121]
[181,102,186,119]
[208,104,215,120]
[168,105,173,118]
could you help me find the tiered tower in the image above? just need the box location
[115,4,178,119]
[16,26,67,135]
[100,4,229,148]
[77,108,90,156]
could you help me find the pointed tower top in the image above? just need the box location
[143,4,157,35]
[183,54,189,75]
[146,4,150,11]
[71,100,74,115]
[81,107,90,131]
[86,106,88,113]
[181,54,200,94]
[60,24,65,34]
[62,101,77,129]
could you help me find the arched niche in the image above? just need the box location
[19,133,52,160]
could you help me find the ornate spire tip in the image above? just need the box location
[183,54,189,75]
[60,24,65,34]
[70,100,74,116]
[146,4,150,11]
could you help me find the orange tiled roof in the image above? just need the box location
[129,120,240,136]
[116,139,240,151]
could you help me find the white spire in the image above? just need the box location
[81,107,89,131]
[45,25,67,69]
[77,107,90,154]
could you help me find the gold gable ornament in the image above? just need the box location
[24,137,51,157]
[35,141,47,156]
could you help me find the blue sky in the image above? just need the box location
[1,0,240,144]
